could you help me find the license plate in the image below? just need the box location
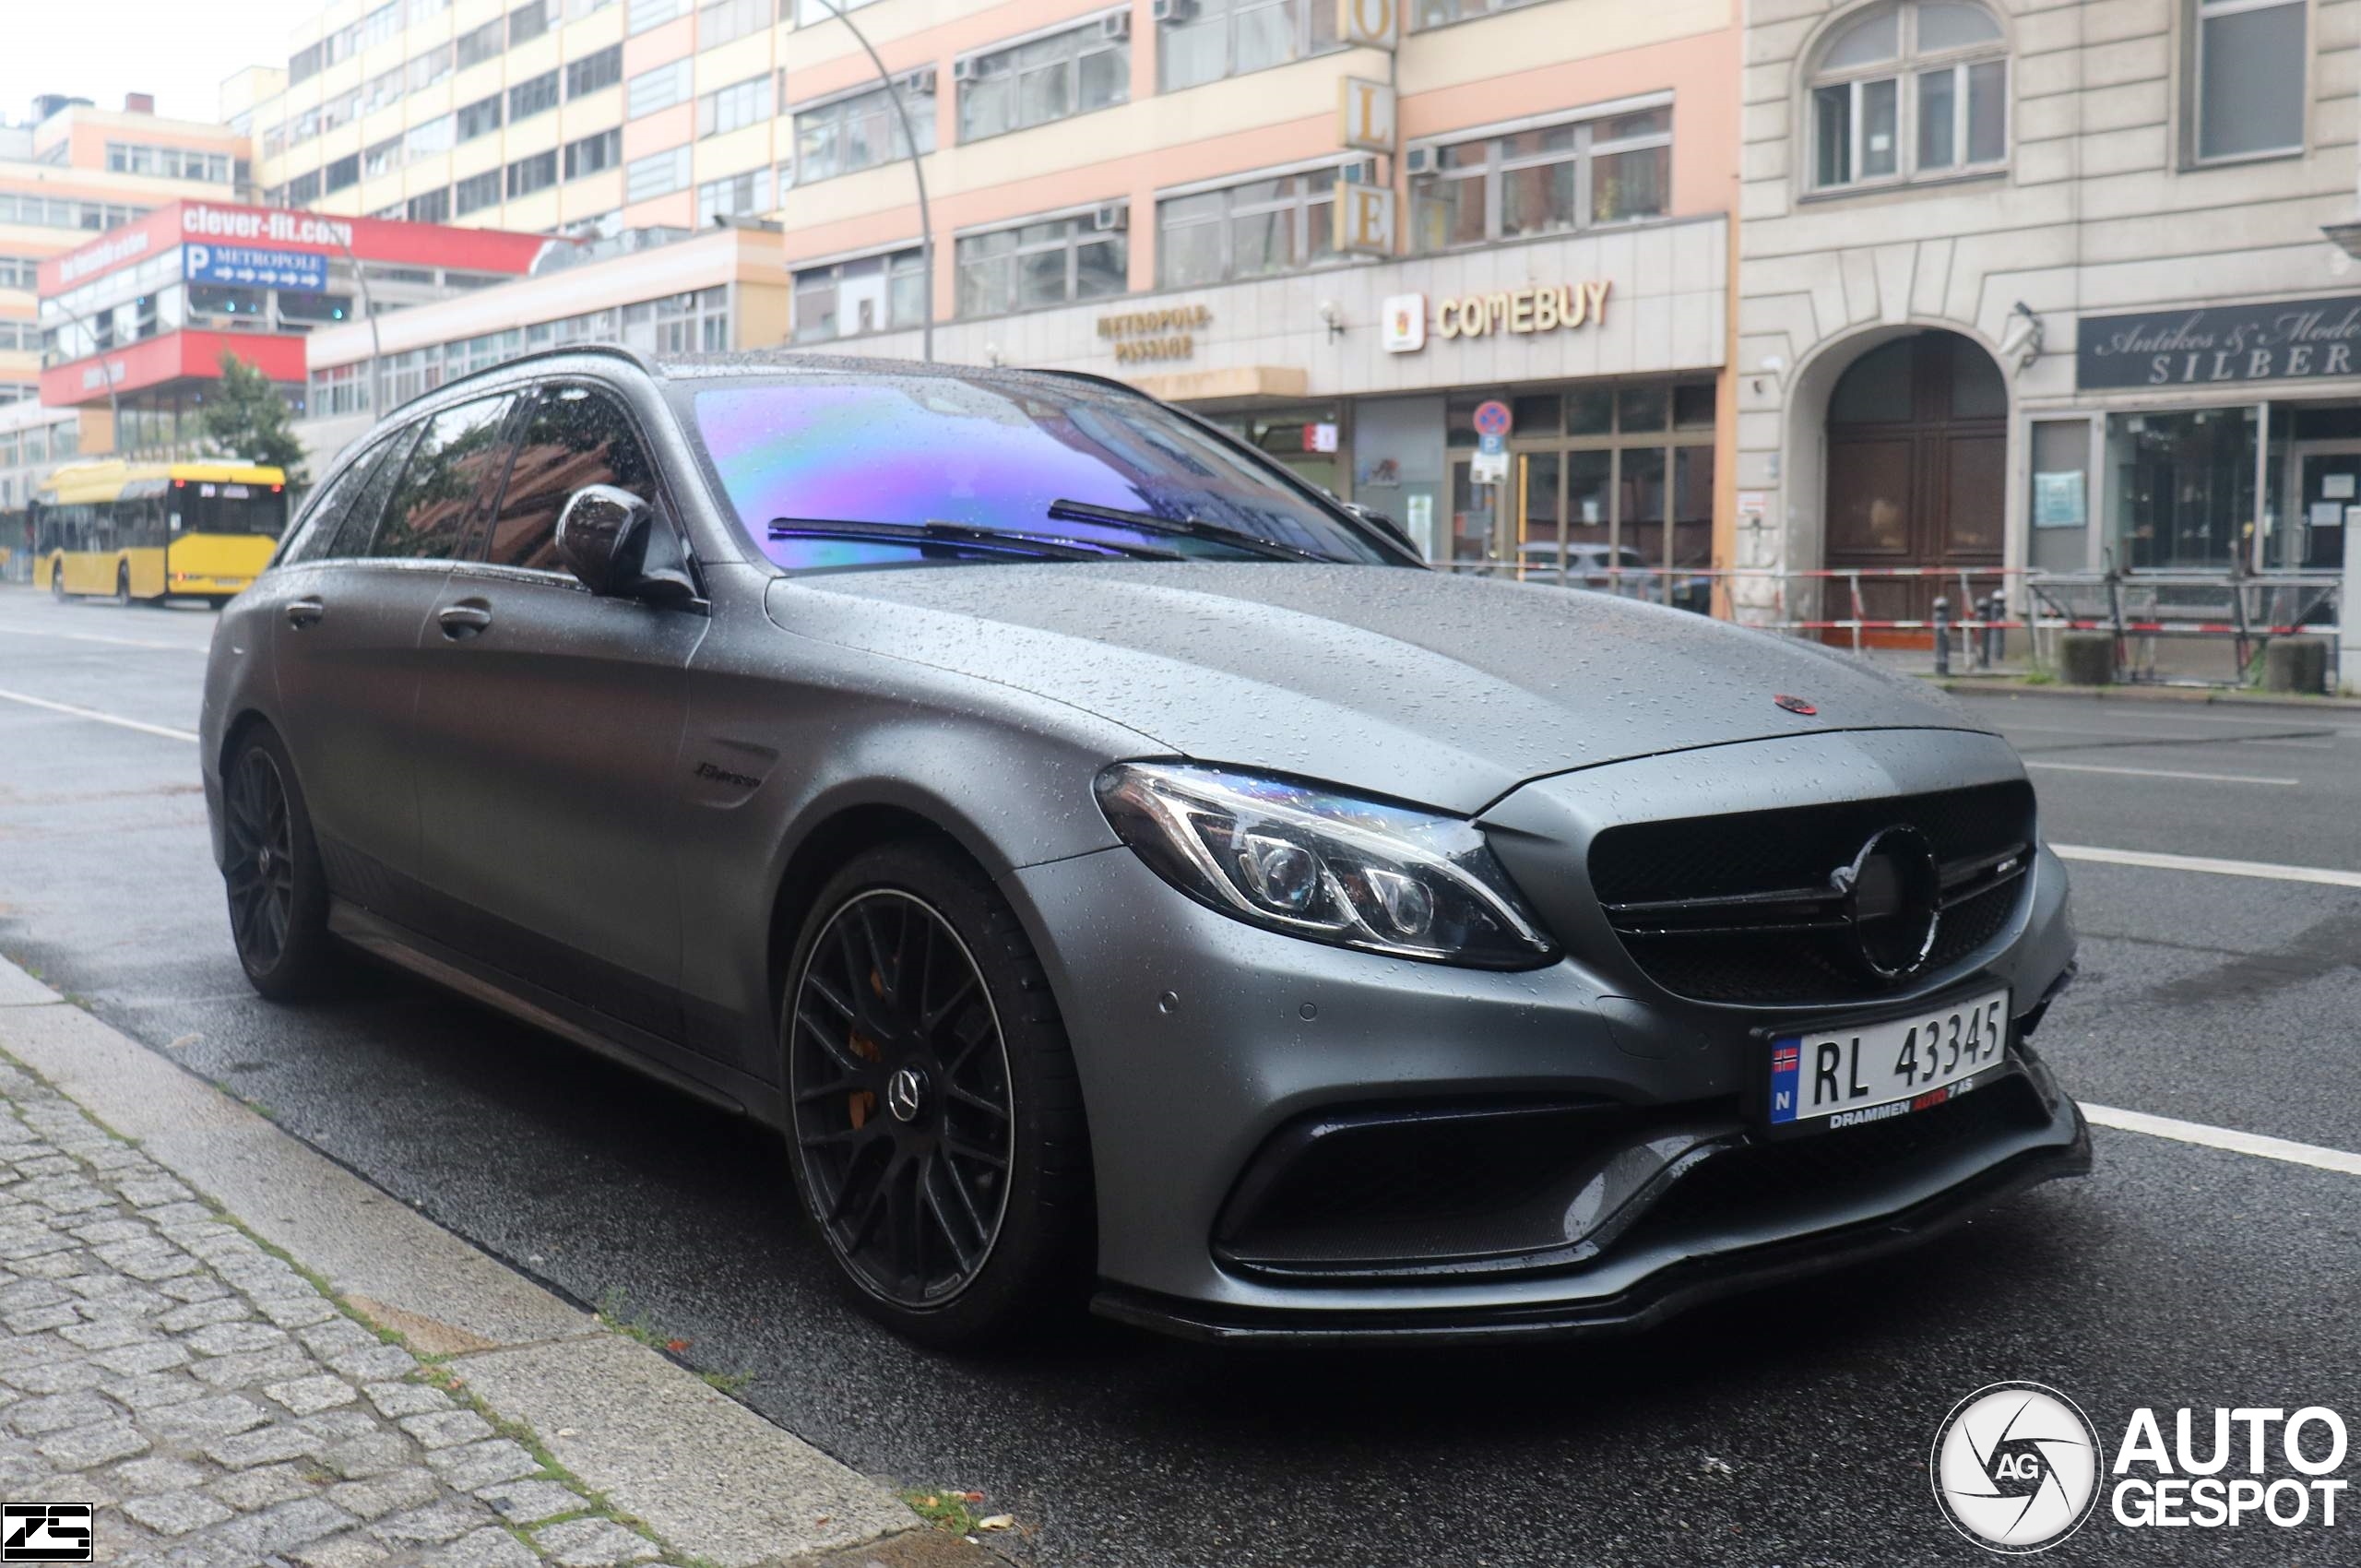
[1767,989,2011,1131]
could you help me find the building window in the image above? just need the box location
[792,250,923,340]
[1158,0,1337,92]
[326,154,362,193]
[1413,0,1544,28]
[457,17,506,69]
[2105,407,2256,570]
[699,74,776,137]
[408,187,452,222]
[620,287,731,352]
[792,78,936,184]
[1157,172,1334,286]
[625,147,693,200]
[455,169,504,214]
[956,211,1126,317]
[409,0,452,20]
[510,0,553,44]
[697,167,775,221]
[362,1,402,46]
[2192,0,2305,161]
[1809,2,2004,191]
[792,0,882,23]
[364,137,402,177]
[700,0,774,48]
[567,43,623,98]
[0,258,37,289]
[409,42,456,90]
[406,114,456,160]
[291,41,326,83]
[363,65,406,113]
[1413,105,1669,251]
[104,144,232,182]
[629,59,694,117]
[564,128,623,178]
[628,0,682,31]
[457,93,504,141]
[507,149,560,197]
[310,362,370,419]
[958,19,1128,143]
[509,69,561,121]
[288,171,323,206]
[320,90,362,136]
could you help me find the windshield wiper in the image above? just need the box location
[767,517,1183,563]
[1045,498,1323,563]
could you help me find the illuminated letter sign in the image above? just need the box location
[1338,0,1398,48]
[1338,77,1395,153]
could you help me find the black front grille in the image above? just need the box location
[1588,781,2035,1005]
[1619,1075,2052,1246]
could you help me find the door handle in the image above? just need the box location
[437,600,492,639]
[285,598,325,629]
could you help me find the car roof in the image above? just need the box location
[386,342,1155,421]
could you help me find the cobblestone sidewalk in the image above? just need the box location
[0,1059,685,1568]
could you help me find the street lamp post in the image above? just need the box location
[236,181,383,418]
[809,0,936,362]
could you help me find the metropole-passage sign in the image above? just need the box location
[2078,295,2361,388]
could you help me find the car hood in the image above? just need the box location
[764,563,1992,812]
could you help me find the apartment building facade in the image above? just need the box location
[0,95,252,498]
[1737,0,2361,642]
[244,0,1743,574]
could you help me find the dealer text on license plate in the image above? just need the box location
[1767,989,2010,1131]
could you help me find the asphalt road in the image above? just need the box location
[2,584,2356,1567]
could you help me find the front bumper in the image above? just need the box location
[1002,728,2085,1340]
[1095,1094,2089,1344]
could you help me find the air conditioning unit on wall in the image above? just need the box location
[1100,9,1132,39]
[951,55,978,81]
[1094,203,1128,232]
[1151,0,1198,23]
[1403,145,1436,175]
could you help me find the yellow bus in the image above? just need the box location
[33,460,290,605]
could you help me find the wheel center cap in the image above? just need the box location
[884,1065,928,1123]
[256,847,273,876]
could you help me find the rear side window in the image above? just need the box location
[368,395,517,561]
[484,386,658,571]
[285,437,399,563]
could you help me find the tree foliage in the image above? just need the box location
[197,351,308,482]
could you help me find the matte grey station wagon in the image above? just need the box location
[200,346,2089,1348]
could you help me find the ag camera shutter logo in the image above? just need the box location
[1930,1383,2101,1553]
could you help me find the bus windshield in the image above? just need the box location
[175,481,287,538]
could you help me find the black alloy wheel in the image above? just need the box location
[221,728,338,999]
[784,843,1092,1348]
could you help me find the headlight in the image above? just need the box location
[1094,762,1556,968]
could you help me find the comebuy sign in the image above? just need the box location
[38,200,549,294]
[2078,294,2361,389]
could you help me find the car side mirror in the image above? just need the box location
[555,484,696,604]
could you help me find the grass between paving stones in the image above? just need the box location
[598,1284,757,1399]
[0,1040,680,1565]
[899,1488,984,1535]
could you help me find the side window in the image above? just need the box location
[325,428,419,559]
[285,439,391,563]
[483,386,658,571]
[369,395,518,561]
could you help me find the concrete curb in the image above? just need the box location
[1932,678,2361,713]
[0,956,990,1568]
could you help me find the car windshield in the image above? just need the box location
[688,374,1396,572]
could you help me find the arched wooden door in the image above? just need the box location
[1824,330,2007,635]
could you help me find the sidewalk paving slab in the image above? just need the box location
[0,958,987,1568]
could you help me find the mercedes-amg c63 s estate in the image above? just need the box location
[201,347,2089,1348]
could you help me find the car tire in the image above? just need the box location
[781,840,1094,1350]
[221,725,339,1001]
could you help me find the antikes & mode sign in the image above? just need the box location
[2079,296,2361,389]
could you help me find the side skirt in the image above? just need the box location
[328,900,776,1123]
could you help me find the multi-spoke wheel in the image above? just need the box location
[784,843,1093,1348]
[221,726,337,999]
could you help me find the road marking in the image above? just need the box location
[0,687,198,743]
[2052,843,2361,889]
[2023,760,2299,786]
[2082,1102,2361,1179]
[0,624,207,652]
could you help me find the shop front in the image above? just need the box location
[838,217,1733,585]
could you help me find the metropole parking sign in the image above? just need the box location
[184,243,326,291]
